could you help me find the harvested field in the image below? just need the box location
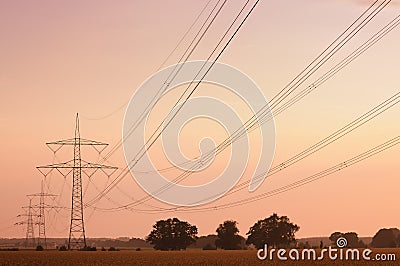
[0,249,399,265]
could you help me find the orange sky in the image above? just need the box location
[0,0,399,240]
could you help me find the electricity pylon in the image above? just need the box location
[27,181,57,248]
[16,197,36,248]
[37,114,117,250]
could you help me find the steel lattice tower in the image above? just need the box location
[26,199,35,247]
[27,181,57,248]
[69,114,85,249]
[37,114,117,250]
[15,198,36,247]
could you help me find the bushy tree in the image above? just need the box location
[215,220,242,250]
[329,232,365,248]
[246,213,299,249]
[146,218,198,250]
[329,232,343,245]
[371,228,400,248]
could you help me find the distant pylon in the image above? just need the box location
[37,113,118,250]
[26,199,35,247]
[27,180,57,248]
[15,198,36,247]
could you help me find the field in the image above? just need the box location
[0,249,399,265]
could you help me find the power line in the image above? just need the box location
[192,0,392,179]
[86,0,260,206]
[87,1,395,211]
[133,5,400,176]
[81,0,230,213]
[99,0,227,163]
[118,0,393,208]
[95,87,399,211]
[106,135,399,213]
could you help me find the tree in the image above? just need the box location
[329,232,343,245]
[215,220,243,250]
[246,213,299,249]
[329,231,365,248]
[344,232,366,248]
[146,218,198,250]
[371,228,400,248]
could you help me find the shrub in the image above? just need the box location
[81,246,97,251]
[36,245,44,251]
[203,243,217,250]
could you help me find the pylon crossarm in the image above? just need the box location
[27,193,57,197]
[37,160,117,169]
[29,204,62,209]
[46,138,108,155]
[47,138,108,146]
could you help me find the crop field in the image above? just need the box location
[0,249,399,265]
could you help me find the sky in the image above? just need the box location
[0,0,399,240]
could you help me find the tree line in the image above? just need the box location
[146,213,400,250]
[147,213,298,250]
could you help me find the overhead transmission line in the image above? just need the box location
[99,0,227,162]
[186,136,400,212]
[135,7,400,175]
[97,135,400,213]
[88,0,394,209]
[179,0,392,175]
[87,88,400,212]
[80,0,229,210]
[109,0,392,207]
[87,0,260,205]
[131,0,390,176]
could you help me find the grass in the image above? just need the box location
[0,249,398,265]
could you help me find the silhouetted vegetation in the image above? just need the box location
[371,228,400,248]
[329,231,366,248]
[81,246,97,251]
[202,243,217,250]
[188,235,217,249]
[58,245,67,251]
[0,248,19,251]
[246,213,299,249]
[215,220,243,250]
[297,241,311,249]
[146,217,198,250]
[35,245,44,251]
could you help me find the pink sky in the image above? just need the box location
[0,0,399,240]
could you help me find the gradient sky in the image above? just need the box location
[1,0,399,240]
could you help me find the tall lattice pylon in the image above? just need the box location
[37,114,118,250]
